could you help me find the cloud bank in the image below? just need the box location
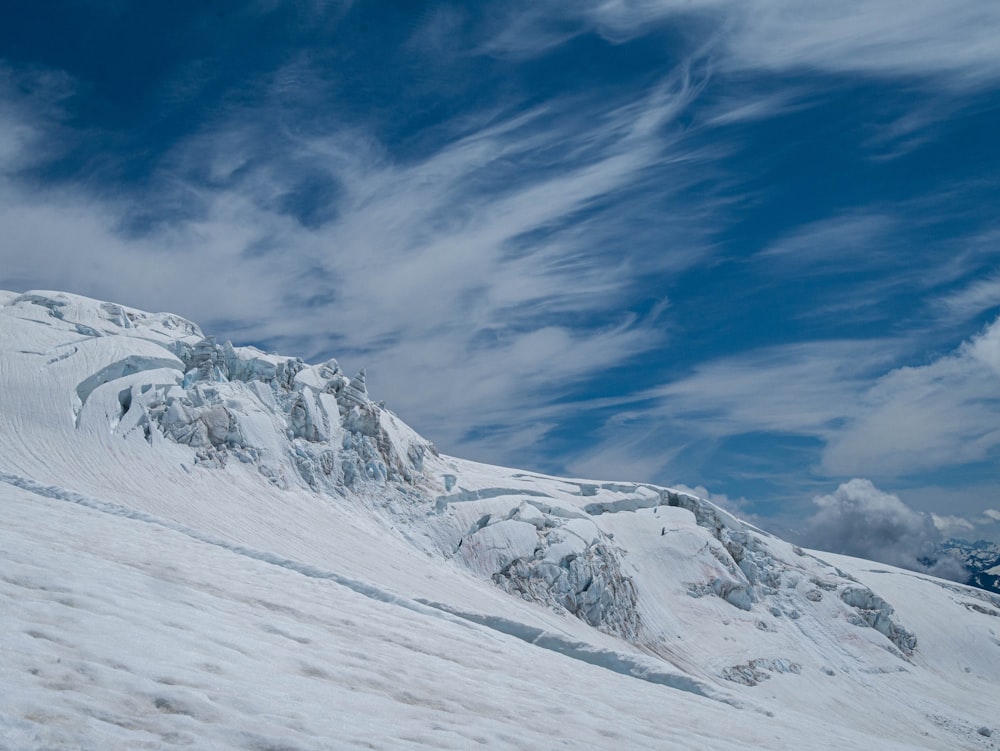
[800,479,966,580]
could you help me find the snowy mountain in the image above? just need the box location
[2,289,999,750]
[938,539,1000,595]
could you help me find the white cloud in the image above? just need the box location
[757,213,899,272]
[648,339,902,436]
[572,314,1000,487]
[0,67,77,173]
[725,1,1000,86]
[936,268,1000,323]
[984,509,1000,522]
[563,417,683,484]
[480,6,585,60]
[548,338,907,495]
[862,101,954,162]
[701,89,805,127]
[930,513,976,539]
[0,61,719,469]
[0,113,34,172]
[4,8,999,515]
[802,479,966,580]
[577,0,1000,87]
[822,317,1000,476]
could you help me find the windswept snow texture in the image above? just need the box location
[2,290,1000,750]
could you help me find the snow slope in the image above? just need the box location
[2,290,999,750]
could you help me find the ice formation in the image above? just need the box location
[3,290,1000,751]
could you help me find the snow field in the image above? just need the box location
[2,290,999,750]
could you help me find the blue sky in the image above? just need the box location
[2,1,1000,551]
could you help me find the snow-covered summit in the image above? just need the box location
[2,290,1000,750]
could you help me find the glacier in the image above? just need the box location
[1,289,999,750]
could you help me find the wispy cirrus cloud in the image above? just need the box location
[700,88,806,128]
[577,316,1000,488]
[562,338,901,486]
[568,0,1000,87]
[757,213,900,272]
[649,339,902,437]
[935,268,1000,324]
[822,317,1000,477]
[0,59,721,467]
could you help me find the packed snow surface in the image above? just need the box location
[2,290,1000,750]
